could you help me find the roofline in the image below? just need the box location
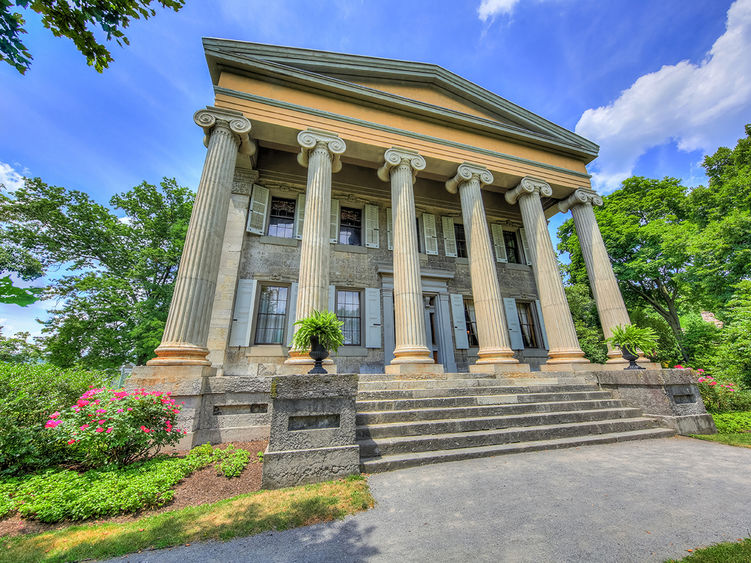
[202,38,599,162]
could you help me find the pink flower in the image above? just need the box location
[95,408,107,414]
[127,407,133,411]
[117,408,124,413]
[698,377,706,383]
[50,411,60,419]
[80,424,90,430]
[709,381,718,386]
[674,364,684,369]
[67,439,76,445]
[98,419,105,424]
[45,419,62,428]
[95,427,104,433]
[106,427,113,433]
[697,369,705,373]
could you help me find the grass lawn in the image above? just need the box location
[667,538,751,562]
[691,433,751,448]
[0,475,373,563]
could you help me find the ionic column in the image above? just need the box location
[506,177,588,368]
[559,189,630,364]
[149,107,254,366]
[285,129,345,366]
[446,164,525,372]
[378,148,440,373]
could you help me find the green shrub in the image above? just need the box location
[712,412,751,434]
[697,373,751,413]
[46,387,184,467]
[0,443,252,522]
[0,362,107,475]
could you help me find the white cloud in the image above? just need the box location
[478,0,522,21]
[0,162,25,192]
[576,0,751,192]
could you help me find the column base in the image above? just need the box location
[470,363,531,374]
[385,363,445,375]
[390,346,436,365]
[475,348,520,364]
[147,344,211,367]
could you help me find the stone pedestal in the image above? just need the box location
[594,369,717,435]
[378,147,441,372]
[447,163,524,370]
[262,374,360,489]
[506,177,589,368]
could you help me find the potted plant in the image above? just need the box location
[606,324,659,370]
[291,310,345,374]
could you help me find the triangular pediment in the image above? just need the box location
[203,39,598,162]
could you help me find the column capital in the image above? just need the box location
[297,129,346,172]
[445,162,494,194]
[557,187,603,214]
[504,176,552,205]
[377,147,426,182]
[194,106,255,156]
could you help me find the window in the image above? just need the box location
[464,299,479,347]
[416,217,423,253]
[255,285,289,344]
[339,207,362,246]
[454,223,468,258]
[504,231,520,264]
[336,290,361,345]
[517,302,539,348]
[267,197,296,238]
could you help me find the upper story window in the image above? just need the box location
[504,231,520,264]
[454,223,468,258]
[339,207,362,246]
[267,197,296,238]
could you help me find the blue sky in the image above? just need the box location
[1,0,750,336]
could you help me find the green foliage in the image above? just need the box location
[628,308,682,366]
[0,362,106,475]
[606,324,659,356]
[696,374,751,413]
[712,412,751,434]
[0,274,43,305]
[47,387,184,467]
[1,0,185,74]
[0,443,252,523]
[292,310,345,352]
[0,326,43,363]
[0,177,193,369]
[679,313,722,365]
[564,284,608,363]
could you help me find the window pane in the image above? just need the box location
[336,290,361,345]
[464,299,479,347]
[267,197,296,238]
[339,207,362,246]
[517,302,539,348]
[504,231,519,264]
[454,224,468,258]
[255,286,288,344]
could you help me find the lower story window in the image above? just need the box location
[464,299,479,347]
[336,290,361,345]
[517,301,539,348]
[454,223,468,258]
[255,285,289,344]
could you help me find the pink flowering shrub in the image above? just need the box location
[46,387,185,467]
[696,371,751,413]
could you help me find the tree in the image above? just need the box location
[558,176,695,361]
[0,177,193,369]
[0,326,43,363]
[1,0,185,74]
[564,284,608,364]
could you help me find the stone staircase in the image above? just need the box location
[356,372,675,473]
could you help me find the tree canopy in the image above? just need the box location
[1,0,185,74]
[0,177,193,369]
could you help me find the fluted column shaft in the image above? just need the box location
[286,129,345,367]
[149,107,253,366]
[563,190,630,363]
[506,178,588,365]
[448,164,517,365]
[378,148,434,365]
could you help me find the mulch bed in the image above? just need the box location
[0,440,268,538]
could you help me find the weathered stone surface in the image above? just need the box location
[270,374,357,399]
[261,445,360,489]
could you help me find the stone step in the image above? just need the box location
[357,384,602,401]
[356,390,612,409]
[356,407,644,440]
[357,417,659,457]
[359,428,676,473]
[355,398,628,425]
[357,372,596,382]
[357,378,593,391]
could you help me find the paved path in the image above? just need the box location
[107,437,751,562]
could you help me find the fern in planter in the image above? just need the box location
[607,324,659,361]
[291,310,344,352]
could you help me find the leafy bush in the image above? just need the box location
[712,412,751,434]
[0,362,107,475]
[0,443,252,522]
[697,373,751,413]
[292,310,344,352]
[46,387,184,467]
[606,324,659,356]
